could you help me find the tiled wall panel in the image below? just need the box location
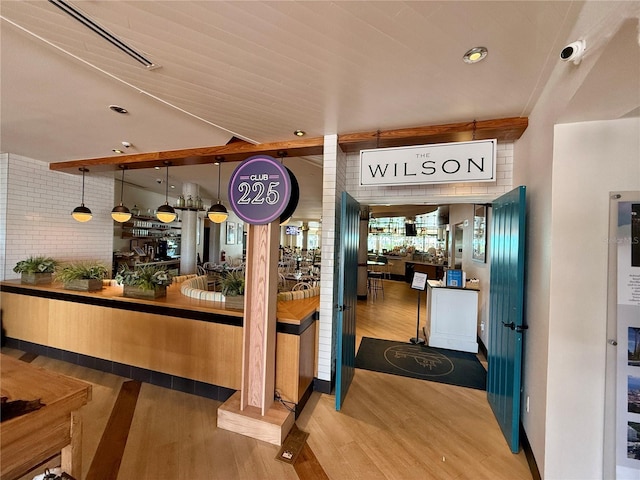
[1,154,114,280]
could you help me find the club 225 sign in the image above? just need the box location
[228,155,294,225]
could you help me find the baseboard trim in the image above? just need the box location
[520,423,541,480]
[313,378,332,394]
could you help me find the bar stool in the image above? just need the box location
[367,270,384,298]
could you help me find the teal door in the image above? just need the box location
[335,192,360,411]
[488,186,527,453]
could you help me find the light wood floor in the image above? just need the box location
[4,279,531,480]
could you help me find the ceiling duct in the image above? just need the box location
[48,0,159,69]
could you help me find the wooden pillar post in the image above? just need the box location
[217,221,294,444]
[241,222,279,413]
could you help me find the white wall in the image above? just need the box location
[546,118,640,478]
[1,154,114,280]
[512,3,640,476]
[448,203,492,347]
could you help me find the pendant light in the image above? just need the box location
[71,167,92,222]
[156,162,177,223]
[111,165,132,222]
[207,159,228,223]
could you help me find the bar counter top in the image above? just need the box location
[0,279,319,327]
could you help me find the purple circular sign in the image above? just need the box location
[228,155,292,225]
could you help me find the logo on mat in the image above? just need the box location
[384,345,454,377]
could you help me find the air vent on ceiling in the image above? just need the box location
[48,0,160,70]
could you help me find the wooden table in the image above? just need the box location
[0,354,92,480]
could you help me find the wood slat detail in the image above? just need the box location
[85,381,141,480]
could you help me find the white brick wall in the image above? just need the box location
[0,154,9,279]
[318,135,339,381]
[1,154,114,280]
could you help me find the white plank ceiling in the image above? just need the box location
[1,1,638,220]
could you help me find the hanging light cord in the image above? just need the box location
[217,162,222,202]
[165,164,170,203]
[119,167,126,203]
[81,168,86,205]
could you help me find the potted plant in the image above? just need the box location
[116,265,173,299]
[220,270,245,309]
[13,256,58,284]
[55,261,108,292]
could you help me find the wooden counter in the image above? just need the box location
[0,280,317,410]
[1,354,92,480]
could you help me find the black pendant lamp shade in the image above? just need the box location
[207,160,228,223]
[72,167,92,222]
[111,166,132,222]
[156,162,177,223]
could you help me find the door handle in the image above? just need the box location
[336,305,351,312]
[502,322,528,333]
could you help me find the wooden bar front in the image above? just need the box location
[0,280,318,409]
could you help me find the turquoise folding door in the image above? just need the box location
[335,192,360,411]
[488,186,527,452]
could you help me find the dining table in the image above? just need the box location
[1,354,92,480]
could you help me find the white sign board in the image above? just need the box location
[360,139,496,187]
[411,271,428,291]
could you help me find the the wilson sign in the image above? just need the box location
[360,139,496,187]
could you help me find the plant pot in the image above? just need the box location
[63,279,103,292]
[123,285,167,299]
[20,272,52,285]
[224,294,245,310]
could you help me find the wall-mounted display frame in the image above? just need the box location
[472,204,487,263]
[226,221,236,245]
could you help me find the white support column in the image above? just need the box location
[301,222,309,251]
[209,221,222,264]
[180,183,199,274]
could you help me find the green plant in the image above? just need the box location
[55,261,109,282]
[13,256,58,274]
[115,265,173,290]
[220,270,245,296]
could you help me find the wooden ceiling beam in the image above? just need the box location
[49,137,326,173]
[337,117,528,152]
[49,117,527,173]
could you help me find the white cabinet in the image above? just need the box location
[425,280,479,353]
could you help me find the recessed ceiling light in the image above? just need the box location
[109,105,128,114]
[463,47,488,64]
[294,130,305,137]
[112,149,124,154]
